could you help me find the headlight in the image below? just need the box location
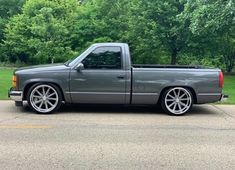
[12,75,17,88]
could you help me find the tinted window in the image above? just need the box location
[82,47,122,69]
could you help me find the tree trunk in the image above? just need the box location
[224,54,235,73]
[171,49,177,65]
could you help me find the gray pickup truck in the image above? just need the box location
[9,43,226,115]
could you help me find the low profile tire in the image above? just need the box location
[27,83,62,114]
[161,87,193,115]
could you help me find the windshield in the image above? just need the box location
[63,49,86,67]
[65,46,94,67]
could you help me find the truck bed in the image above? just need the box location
[131,65,221,105]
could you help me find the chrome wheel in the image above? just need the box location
[29,85,59,113]
[164,87,192,115]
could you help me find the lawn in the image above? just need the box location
[0,67,235,104]
[222,74,235,104]
[0,68,14,100]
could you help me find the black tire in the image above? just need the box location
[27,83,62,114]
[161,87,193,116]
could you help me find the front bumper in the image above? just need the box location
[8,88,23,102]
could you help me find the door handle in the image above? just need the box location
[117,75,125,79]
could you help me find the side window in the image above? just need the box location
[82,47,122,69]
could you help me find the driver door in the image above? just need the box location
[69,46,127,104]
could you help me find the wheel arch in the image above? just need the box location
[158,86,197,104]
[23,81,65,102]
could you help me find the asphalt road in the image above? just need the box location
[0,101,235,170]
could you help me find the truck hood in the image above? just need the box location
[14,63,69,74]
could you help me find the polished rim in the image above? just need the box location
[165,87,192,115]
[30,85,58,113]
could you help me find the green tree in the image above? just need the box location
[76,0,168,64]
[188,0,235,72]
[1,0,234,70]
[122,0,163,64]
[71,0,130,51]
[0,0,25,42]
[129,0,192,65]
[0,0,25,62]
[3,0,79,64]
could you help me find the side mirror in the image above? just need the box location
[76,63,84,72]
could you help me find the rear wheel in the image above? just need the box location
[27,83,62,114]
[161,87,193,115]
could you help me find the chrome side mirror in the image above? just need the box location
[76,63,84,72]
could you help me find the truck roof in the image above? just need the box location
[92,42,128,47]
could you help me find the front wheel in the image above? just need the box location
[161,87,193,115]
[27,83,62,114]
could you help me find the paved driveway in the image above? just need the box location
[0,101,234,170]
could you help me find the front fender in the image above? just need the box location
[22,78,71,103]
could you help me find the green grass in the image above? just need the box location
[0,67,235,104]
[222,75,235,104]
[0,68,14,100]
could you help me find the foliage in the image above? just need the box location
[2,0,80,64]
[186,0,235,72]
[0,0,234,72]
[133,0,192,65]
[0,0,25,42]
[0,0,25,62]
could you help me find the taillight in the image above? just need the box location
[12,75,17,88]
[219,71,224,88]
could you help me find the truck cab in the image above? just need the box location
[68,43,132,104]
